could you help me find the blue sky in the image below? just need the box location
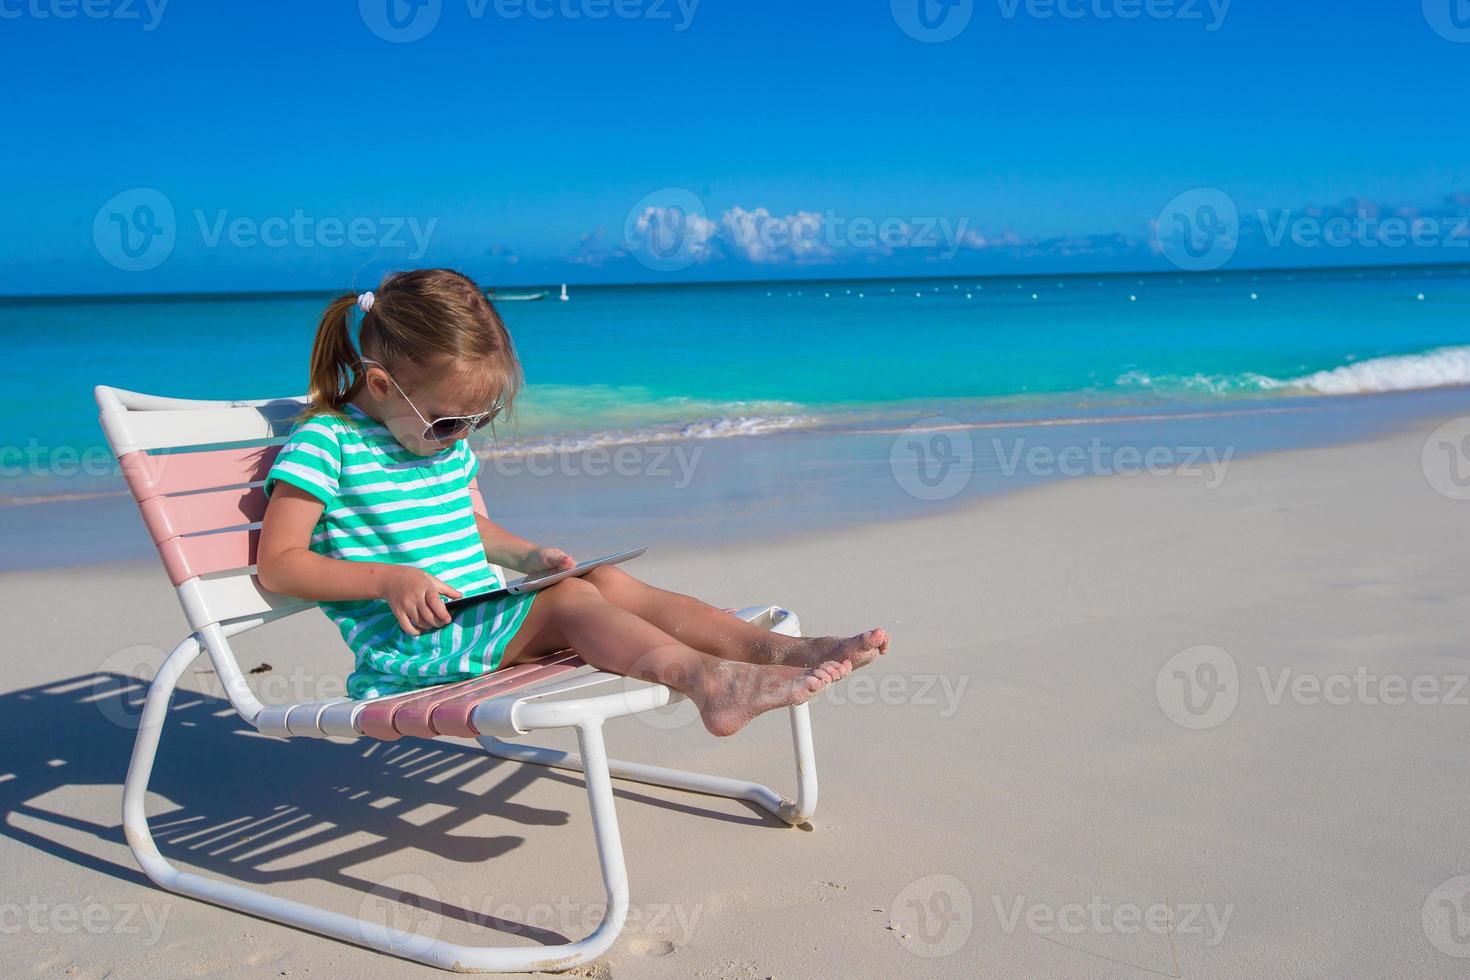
[2,0,1468,293]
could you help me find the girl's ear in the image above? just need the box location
[362,366,392,400]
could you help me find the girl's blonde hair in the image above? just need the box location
[298,269,523,427]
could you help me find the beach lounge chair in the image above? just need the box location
[95,384,820,973]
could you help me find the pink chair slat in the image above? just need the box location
[356,670,523,742]
[157,528,259,587]
[387,658,581,739]
[388,663,546,739]
[429,652,582,734]
[138,485,268,543]
[357,655,585,741]
[118,445,281,502]
[399,655,588,731]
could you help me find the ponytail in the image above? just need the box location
[298,293,363,421]
[296,270,524,427]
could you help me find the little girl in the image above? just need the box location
[256,269,888,736]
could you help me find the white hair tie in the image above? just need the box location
[357,291,375,313]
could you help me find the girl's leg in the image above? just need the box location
[500,577,852,737]
[580,565,889,668]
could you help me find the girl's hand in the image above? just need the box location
[522,546,577,577]
[378,565,461,635]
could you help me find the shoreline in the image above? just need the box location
[10,383,1470,578]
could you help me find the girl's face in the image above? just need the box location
[360,357,502,456]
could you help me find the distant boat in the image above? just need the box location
[482,288,546,302]
[559,283,569,302]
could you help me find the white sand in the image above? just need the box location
[6,417,1470,978]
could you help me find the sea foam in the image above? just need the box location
[1118,345,1470,398]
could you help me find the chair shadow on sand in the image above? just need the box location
[6,667,777,948]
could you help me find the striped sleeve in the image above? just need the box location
[464,440,480,483]
[264,416,342,506]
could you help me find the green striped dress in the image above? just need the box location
[263,403,538,700]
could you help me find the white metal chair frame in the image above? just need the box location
[98,384,819,973]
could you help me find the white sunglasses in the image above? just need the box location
[359,358,503,442]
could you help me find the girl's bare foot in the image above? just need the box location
[699,658,851,737]
[770,628,890,670]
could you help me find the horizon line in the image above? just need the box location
[2,258,1467,306]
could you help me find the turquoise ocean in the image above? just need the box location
[6,263,1470,568]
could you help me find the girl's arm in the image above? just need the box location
[473,512,575,575]
[257,482,461,635]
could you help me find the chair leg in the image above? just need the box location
[122,635,630,973]
[478,700,820,825]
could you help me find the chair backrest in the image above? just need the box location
[96,385,317,632]
[95,385,497,634]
